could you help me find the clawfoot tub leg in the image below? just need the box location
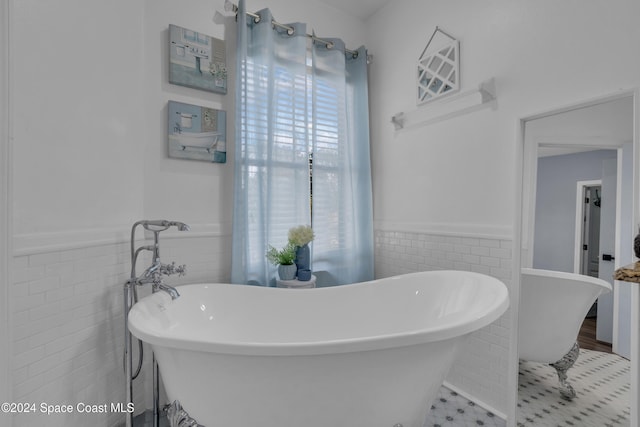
[549,341,580,400]
[165,400,204,427]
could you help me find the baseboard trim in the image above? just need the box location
[442,380,508,421]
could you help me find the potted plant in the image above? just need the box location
[288,225,315,281]
[266,242,297,280]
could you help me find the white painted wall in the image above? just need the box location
[368,0,640,235]
[5,0,368,425]
[143,0,232,235]
[12,0,146,246]
[366,0,640,416]
[533,150,617,273]
[8,0,640,423]
[0,0,11,417]
[9,2,149,425]
[617,143,635,358]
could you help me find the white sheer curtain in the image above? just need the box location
[231,0,373,286]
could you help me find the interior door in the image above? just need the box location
[596,158,617,344]
[582,186,602,278]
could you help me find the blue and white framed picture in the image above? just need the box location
[168,100,226,163]
[169,24,227,94]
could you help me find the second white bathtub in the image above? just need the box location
[518,268,612,399]
[519,268,612,363]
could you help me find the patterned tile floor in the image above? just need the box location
[132,411,169,427]
[132,389,503,427]
[517,348,630,426]
[424,387,505,427]
[131,349,629,427]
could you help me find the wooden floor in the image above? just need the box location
[578,317,613,353]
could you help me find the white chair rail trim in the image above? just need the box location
[13,222,233,256]
[374,220,512,241]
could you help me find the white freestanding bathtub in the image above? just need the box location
[518,268,612,399]
[128,271,509,427]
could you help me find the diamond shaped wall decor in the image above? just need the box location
[417,27,459,105]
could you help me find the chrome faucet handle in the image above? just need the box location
[160,261,187,277]
[175,264,187,277]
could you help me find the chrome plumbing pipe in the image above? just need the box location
[124,220,189,427]
[124,280,134,427]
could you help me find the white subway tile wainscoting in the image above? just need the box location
[9,227,511,426]
[375,228,513,419]
[9,233,231,427]
[11,241,135,427]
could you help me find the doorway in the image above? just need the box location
[516,92,636,427]
[579,183,603,332]
[579,183,602,280]
[534,149,619,348]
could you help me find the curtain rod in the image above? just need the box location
[224,0,359,58]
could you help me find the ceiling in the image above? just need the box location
[526,96,634,158]
[318,0,389,20]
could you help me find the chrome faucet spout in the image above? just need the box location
[154,283,181,300]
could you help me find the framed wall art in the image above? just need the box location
[168,100,226,163]
[169,24,227,94]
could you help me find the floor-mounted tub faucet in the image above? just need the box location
[131,219,189,299]
[124,219,189,427]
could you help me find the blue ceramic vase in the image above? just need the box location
[295,244,310,279]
